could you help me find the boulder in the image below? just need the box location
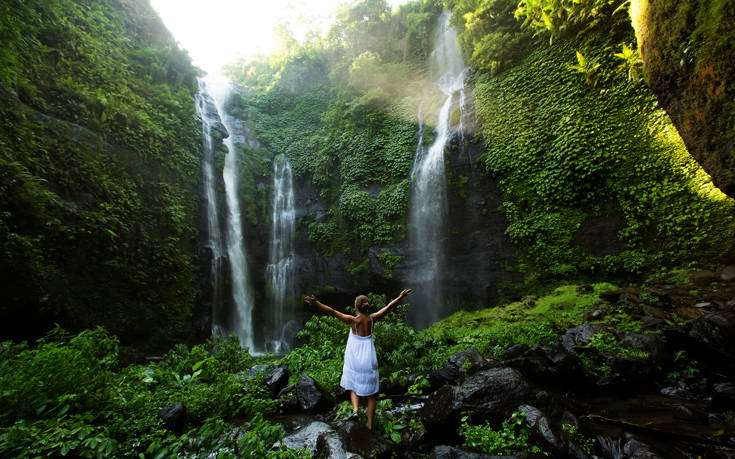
[505,345,586,389]
[713,382,735,409]
[265,365,290,397]
[447,347,485,374]
[276,421,333,455]
[296,374,333,413]
[559,323,605,353]
[340,422,401,458]
[158,402,187,434]
[315,430,363,459]
[429,445,500,458]
[517,405,564,452]
[619,333,669,363]
[420,367,533,443]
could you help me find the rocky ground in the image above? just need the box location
[159,269,735,458]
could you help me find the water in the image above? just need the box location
[408,11,468,328]
[199,75,256,352]
[194,79,226,332]
[265,155,296,353]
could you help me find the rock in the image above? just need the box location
[505,346,586,390]
[340,422,400,458]
[619,333,669,362]
[277,421,333,455]
[429,445,499,458]
[559,323,605,353]
[316,430,363,459]
[576,284,594,294]
[379,377,407,396]
[721,266,735,281]
[599,289,641,304]
[622,438,658,458]
[504,344,529,360]
[448,347,485,373]
[582,309,604,321]
[666,313,735,375]
[265,365,290,398]
[158,402,187,434]
[420,367,533,443]
[713,382,735,409]
[690,270,719,287]
[295,374,333,413]
[518,405,563,451]
[245,364,270,379]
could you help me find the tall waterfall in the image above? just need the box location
[408,12,468,328]
[265,155,296,354]
[195,80,226,333]
[198,75,256,351]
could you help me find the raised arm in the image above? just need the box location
[304,295,354,325]
[370,289,412,322]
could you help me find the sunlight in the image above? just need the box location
[150,0,411,74]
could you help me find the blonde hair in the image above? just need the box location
[354,295,369,313]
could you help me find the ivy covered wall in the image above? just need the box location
[0,0,202,349]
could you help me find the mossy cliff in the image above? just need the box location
[631,0,735,196]
[226,0,735,308]
[0,0,202,349]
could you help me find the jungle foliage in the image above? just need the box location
[0,0,202,348]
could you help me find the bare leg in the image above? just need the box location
[366,395,376,429]
[350,391,359,412]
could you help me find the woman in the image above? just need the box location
[304,289,412,429]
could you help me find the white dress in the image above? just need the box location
[340,319,379,396]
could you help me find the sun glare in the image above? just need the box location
[150,0,411,75]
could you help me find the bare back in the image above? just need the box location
[351,314,373,337]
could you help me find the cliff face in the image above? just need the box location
[0,0,202,349]
[631,0,735,196]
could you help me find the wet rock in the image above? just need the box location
[246,364,270,378]
[713,382,735,409]
[340,422,400,458]
[599,289,641,304]
[596,355,661,391]
[158,402,187,434]
[420,367,533,443]
[619,333,669,362]
[559,323,605,353]
[315,430,363,459]
[277,421,333,454]
[720,265,735,281]
[448,347,484,374]
[265,365,290,398]
[691,270,719,287]
[504,344,529,360]
[666,313,735,375]
[429,445,498,458]
[505,346,586,389]
[622,438,658,458]
[379,377,407,396]
[296,374,333,413]
[518,405,564,451]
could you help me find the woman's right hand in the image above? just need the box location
[400,289,412,298]
[304,295,316,305]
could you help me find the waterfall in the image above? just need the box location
[408,11,468,328]
[194,79,226,334]
[265,155,296,354]
[198,75,256,352]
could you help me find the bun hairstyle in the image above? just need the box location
[354,295,369,313]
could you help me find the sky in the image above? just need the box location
[150,0,411,75]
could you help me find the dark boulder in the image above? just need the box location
[559,323,605,353]
[447,347,485,374]
[429,445,500,458]
[504,345,586,389]
[503,344,529,360]
[713,382,735,409]
[340,422,400,458]
[315,430,363,458]
[296,374,333,413]
[420,367,533,444]
[619,333,669,363]
[265,365,290,398]
[158,402,187,434]
[664,314,735,375]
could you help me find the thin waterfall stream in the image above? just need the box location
[408,11,468,328]
[265,155,296,354]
